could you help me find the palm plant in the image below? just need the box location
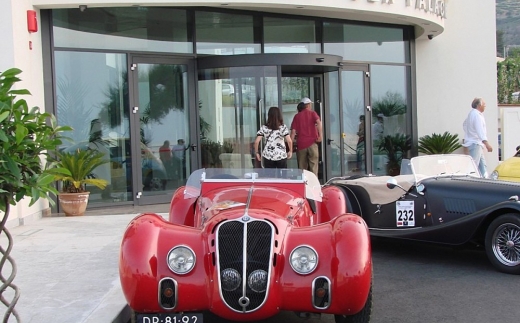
[378,133,412,175]
[418,131,462,155]
[51,149,109,193]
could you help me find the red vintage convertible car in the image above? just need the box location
[119,168,372,323]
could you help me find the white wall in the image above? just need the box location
[415,0,498,171]
[0,1,15,71]
[1,1,49,227]
[500,106,520,161]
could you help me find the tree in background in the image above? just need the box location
[497,56,520,104]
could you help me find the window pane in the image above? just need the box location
[55,51,132,203]
[196,11,260,55]
[53,7,192,53]
[264,17,320,53]
[370,65,411,175]
[324,22,409,63]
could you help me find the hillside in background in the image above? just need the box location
[497,0,520,54]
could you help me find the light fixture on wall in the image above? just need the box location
[79,5,87,12]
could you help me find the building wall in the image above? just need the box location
[1,1,49,228]
[415,0,498,171]
[1,0,496,226]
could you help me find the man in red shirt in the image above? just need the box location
[290,97,323,176]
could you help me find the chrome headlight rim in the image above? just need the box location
[289,245,318,275]
[490,170,499,180]
[167,245,196,275]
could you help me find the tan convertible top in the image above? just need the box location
[333,174,415,205]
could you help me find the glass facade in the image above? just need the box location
[323,22,410,64]
[54,51,131,204]
[264,17,320,53]
[53,7,192,53]
[196,11,260,55]
[49,6,414,208]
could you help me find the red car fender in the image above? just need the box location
[278,213,371,315]
[320,185,348,223]
[169,187,197,226]
[119,213,211,312]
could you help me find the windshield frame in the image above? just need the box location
[410,154,481,183]
[184,168,322,201]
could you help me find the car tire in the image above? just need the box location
[485,213,520,274]
[334,285,372,323]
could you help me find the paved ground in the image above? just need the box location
[0,204,169,323]
[2,205,519,323]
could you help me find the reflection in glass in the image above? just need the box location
[198,66,277,169]
[137,64,190,197]
[53,7,191,53]
[370,65,411,175]
[55,51,130,204]
[324,22,409,63]
[264,17,320,53]
[196,11,260,55]
[341,71,366,175]
[326,71,341,178]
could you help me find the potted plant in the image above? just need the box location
[51,149,109,216]
[418,131,462,155]
[377,133,412,176]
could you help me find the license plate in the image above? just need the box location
[136,313,203,323]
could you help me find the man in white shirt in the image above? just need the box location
[462,98,493,177]
[372,113,384,142]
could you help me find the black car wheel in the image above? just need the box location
[334,285,372,323]
[485,213,520,274]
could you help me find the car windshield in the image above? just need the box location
[184,168,322,201]
[409,154,481,181]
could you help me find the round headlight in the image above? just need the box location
[290,245,318,275]
[490,170,499,180]
[221,268,241,291]
[167,246,195,275]
[248,269,268,293]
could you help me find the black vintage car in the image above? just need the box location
[324,154,520,274]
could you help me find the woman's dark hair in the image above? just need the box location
[297,102,305,112]
[266,106,283,130]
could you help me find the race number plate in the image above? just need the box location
[137,313,203,323]
[396,201,414,227]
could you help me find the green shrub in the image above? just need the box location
[418,131,462,155]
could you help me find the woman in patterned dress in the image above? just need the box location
[253,107,293,168]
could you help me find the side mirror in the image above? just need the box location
[386,177,398,189]
[386,177,407,192]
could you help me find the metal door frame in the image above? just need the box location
[339,63,372,175]
[128,54,197,205]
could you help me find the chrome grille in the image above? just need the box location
[217,219,274,312]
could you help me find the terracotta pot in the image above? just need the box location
[58,192,90,216]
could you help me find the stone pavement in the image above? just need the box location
[0,205,168,323]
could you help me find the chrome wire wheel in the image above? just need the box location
[491,222,520,267]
